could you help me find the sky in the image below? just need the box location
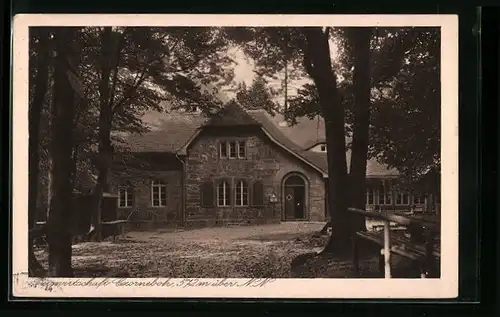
[220,40,339,107]
[143,39,340,126]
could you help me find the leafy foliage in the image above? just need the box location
[225,27,306,74]
[30,27,235,200]
[329,28,441,179]
[78,27,234,126]
[235,75,280,115]
[369,28,440,185]
[284,83,321,122]
[245,27,441,185]
[225,27,310,110]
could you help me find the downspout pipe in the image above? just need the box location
[175,153,186,226]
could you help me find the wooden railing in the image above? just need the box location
[348,207,440,278]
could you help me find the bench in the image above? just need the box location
[33,219,129,243]
[101,220,129,242]
[349,208,440,278]
[86,219,129,242]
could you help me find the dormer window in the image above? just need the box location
[219,140,246,159]
[229,142,237,158]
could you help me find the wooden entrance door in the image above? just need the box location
[283,175,306,220]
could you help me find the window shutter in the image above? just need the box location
[201,182,214,207]
[129,187,135,208]
[252,181,264,206]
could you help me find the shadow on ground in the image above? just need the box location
[33,223,425,278]
[290,242,425,278]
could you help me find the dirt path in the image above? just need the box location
[35,222,328,278]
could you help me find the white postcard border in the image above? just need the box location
[11,14,459,299]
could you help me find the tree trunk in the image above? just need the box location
[28,27,50,276]
[303,28,350,253]
[91,27,114,241]
[69,143,79,190]
[346,27,372,232]
[46,27,78,277]
[283,55,288,113]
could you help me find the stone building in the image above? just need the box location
[109,101,427,228]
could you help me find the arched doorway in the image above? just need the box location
[282,173,307,221]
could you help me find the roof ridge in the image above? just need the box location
[204,101,261,127]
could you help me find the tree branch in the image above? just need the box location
[168,38,181,54]
[302,29,319,82]
[174,53,209,73]
[108,28,128,107]
[111,51,167,115]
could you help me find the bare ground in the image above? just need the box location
[35,222,326,278]
[34,222,416,278]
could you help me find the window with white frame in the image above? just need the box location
[395,192,410,205]
[365,187,377,205]
[219,140,246,159]
[235,180,249,206]
[151,180,167,207]
[378,185,392,205]
[118,183,133,208]
[217,180,231,206]
[228,141,238,158]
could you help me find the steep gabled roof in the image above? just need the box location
[261,112,326,149]
[247,110,304,154]
[254,111,399,177]
[204,101,260,127]
[248,110,328,177]
[121,103,399,178]
[125,113,208,152]
[247,110,328,175]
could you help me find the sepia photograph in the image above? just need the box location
[12,14,458,298]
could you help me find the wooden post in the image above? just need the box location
[378,249,384,277]
[424,229,439,278]
[390,180,396,213]
[425,194,434,214]
[96,195,103,242]
[383,219,392,278]
[382,179,387,208]
[352,236,359,277]
[46,158,52,220]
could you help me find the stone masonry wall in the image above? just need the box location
[108,168,183,227]
[184,129,326,226]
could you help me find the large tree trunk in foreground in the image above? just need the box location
[91,27,114,242]
[346,27,372,232]
[46,27,78,277]
[28,28,50,276]
[303,28,351,253]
